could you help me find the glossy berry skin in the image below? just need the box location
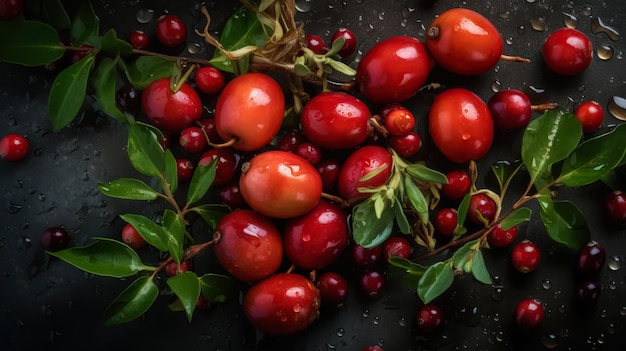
[142,78,202,133]
[361,346,384,351]
[316,272,349,308]
[429,88,493,164]
[219,180,246,209]
[435,208,458,236]
[306,34,327,54]
[176,158,194,182]
[388,131,422,158]
[542,28,592,76]
[41,226,70,252]
[0,0,23,20]
[576,280,601,305]
[353,244,384,269]
[574,101,603,133]
[316,158,341,193]
[0,133,28,161]
[467,193,497,224]
[155,14,187,47]
[213,210,283,282]
[426,8,502,76]
[514,298,544,330]
[194,66,225,95]
[488,89,532,131]
[337,145,393,203]
[198,148,237,186]
[416,304,445,333]
[359,270,385,297]
[197,118,223,144]
[384,108,415,136]
[511,240,541,273]
[487,224,518,248]
[116,85,141,112]
[356,36,432,104]
[295,141,322,165]
[382,236,412,262]
[128,30,149,50]
[278,130,306,153]
[164,260,191,277]
[243,273,320,335]
[179,126,207,153]
[604,190,626,228]
[577,241,606,277]
[331,27,357,58]
[239,151,322,219]
[215,73,284,151]
[121,223,147,250]
[441,170,471,200]
[301,92,370,150]
[283,200,349,270]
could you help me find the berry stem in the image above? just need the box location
[500,54,531,63]
[531,102,559,111]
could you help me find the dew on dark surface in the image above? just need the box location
[607,96,626,121]
[591,17,622,41]
[607,255,622,270]
[135,8,154,23]
[597,44,615,60]
[530,19,546,32]
[562,12,578,28]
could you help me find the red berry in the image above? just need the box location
[179,126,207,153]
[576,280,601,305]
[514,298,544,330]
[434,208,458,236]
[316,272,349,308]
[488,89,532,131]
[353,244,383,269]
[604,190,626,228]
[331,28,357,58]
[165,260,192,277]
[388,131,422,158]
[41,226,70,252]
[121,223,147,250]
[441,170,471,200]
[155,14,187,47]
[316,158,341,193]
[577,241,606,277]
[295,141,322,165]
[382,236,412,262]
[306,34,327,55]
[416,304,445,333]
[0,0,24,20]
[487,224,518,248]
[384,108,415,136]
[194,66,225,95]
[0,133,29,161]
[361,347,384,351]
[219,180,246,209]
[542,28,592,76]
[278,130,306,153]
[128,30,149,50]
[467,193,497,225]
[116,85,141,112]
[176,158,194,183]
[574,101,603,133]
[511,240,541,273]
[358,270,385,297]
[198,148,237,186]
[197,118,223,144]
[195,295,211,310]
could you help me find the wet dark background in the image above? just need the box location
[1,0,625,350]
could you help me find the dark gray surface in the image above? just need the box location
[1,1,625,350]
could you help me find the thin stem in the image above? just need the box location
[132,48,213,66]
[500,54,531,63]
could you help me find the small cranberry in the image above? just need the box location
[416,304,445,333]
[441,170,471,200]
[316,272,349,308]
[514,298,544,330]
[511,240,541,273]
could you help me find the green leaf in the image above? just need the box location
[191,204,230,229]
[48,54,96,131]
[199,273,236,303]
[471,250,493,284]
[88,28,133,55]
[352,197,395,248]
[97,178,158,201]
[187,159,217,206]
[119,214,169,251]
[499,207,532,230]
[326,36,346,57]
[162,210,186,263]
[537,191,590,250]
[559,123,626,187]
[373,194,385,219]
[0,19,65,66]
[47,237,152,277]
[393,196,411,234]
[164,149,178,194]
[404,176,429,224]
[103,275,158,326]
[127,122,166,177]
[42,0,71,31]
[522,109,582,182]
[451,240,475,269]
[455,193,471,235]
[417,262,454,304]
[167,272,201,322]
[119,56,176,90]
[404,164,449,184]
[92,57,127,123]
[388,256,427,275]
[71,1,99,45]
[491,160,523,192]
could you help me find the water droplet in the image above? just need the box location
[558,304,566,313]
[608,97,626,121]
[542,334,559,349]
[491,285,504,302]
[505,37,513,45]
[17,237,32,250]
[597,45,614,60]
[6,201,22,214]
[362,309,370,318]
[336,327,345,337]
[562,12,578,28]
[620,306,626,316]
[398,317,407,327]
[456,306,481,327]
[542,279,552,290]
[186,42,202,55]
[517,25,526,35]
[135,8,154,23]
[302,234,311,242]
[608,255,623,270]
[582,6,592,16]
[372,316,380,325]
[608,323,616,334]
[608,281,617,290]
[292,304,301,313]
[530,19,546,32]
[295,0,312,12]
[491,80,502,92]
[591,17,622,41]
[498,12,510,19]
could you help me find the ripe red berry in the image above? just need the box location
[165,260,192,277]
[361,347,384,351]
[194,66,225,95]
[542,28,592,76]
[176,158,194,182]
[0,0,24,20]
[116,85,141,112]
[121,223,147,250]
[295,141,322,165]
[434,208,458,236]
[316,158,341,193]
[219,180,246,209]
[604,190,626,228]
[467,193,497,225]
[128,30,149,50]
[359,270,385,297]
[384,108,415,136]
[316,272,349,308]
[198,148,237,186]
[488,89,532,131]
[574,101,603,133]
[197,118,223,144]
[278,130,306,153]
[487,224,518,248]
[441,170,471,200]
[576,280,601,305]
[388,131,422,158]
[511,240,541,273]
[382,236,412,261]
[155,14,187,47]
[41,226,70,252]
[353,244,383,269]
[514,298,544,330]
[179,126,208,154]
[416,304,445,333]
[306,34,327,55]
[0,133,29,161]
[577,241,606,277]
[331,27,357,58]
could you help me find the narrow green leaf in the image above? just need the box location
[499,207,532,230]
[404,176,429,224]
[326,36,346,57]
[324,58,357,77]
[119,56,176,90]
[559,123,626,187]
[71,1,99,45]
[373,194,385,219]
[187,159,217,206]
[127,122,165,177]
[404,164,448,184]
[0,19,65,66]
[388,256,427,275]
[491,160,523,192]
[537,189,590,250]
[199,273,236,303]
[120,214,169,251]
[97,178,158,200]
[452,240,475,269]
[392,196,411,234]
[42,0,71,31]
[359,163,388,182]
[522,109,582,182]
[162,210,186,263]
[471,250,493,284]
[167,272,201,322]
[457,193,471,228]
[103,276,158,326]
[92,57,127,123]
[351,198,394,248]
[191,204,230,229]
[48,54,95,131]
[88,28,133,55]
[47,237,152,277]
[164,149,178,194]
[417,262,454,304]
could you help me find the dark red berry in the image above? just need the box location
[361,347,384,351]
[155,14,186,47]
[358,270,385,297]
[121,223,147,250]
[576,280,601,305]
[116,85,141,112]
[416,304,445,333]
[577,241,606,277]
[196,294,211,310]
[128,30,149,50]
[198,148,237,186]
[165,260,192,277]
[157,132,171,149]
[604,190,626,228]
[68,45,94,64]
[316,272,349,308]
[197,118,223,144]
[0,0,24,20]
[194,66,225,95]
[295,141,322,165]
[176,158,194,182]
[487,224,518,248]
[331,28,357,58]
[179,126,208,153]
[383,236,412,262]
[468,193,497,225]
[514,298,544,330]
[441,170,471,200]
[353,244,383,269]
[434,208,458,236]
[219,180,246,209]
[278,130,306,153]
[306,34,327,55]
[388,131,422,158]
[316,158,341,193]
[511,240,541,273]
[0,133,29,161]
[41,226,70,252]
[487,89,532,131]
[574,101,603,133]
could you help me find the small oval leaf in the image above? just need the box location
[499,207,532,230]
[187,159,217,206]
[167,271,201,322]
[71,1,99,45]
[97,178,158,201]
[538,192,590,250]
[127,122,165,177]
[471,250,493,284]
[404,164,449,184]
[162,210,186,263]
[191,204,230,229]
[0,19,65,66]
[199,273,236,303]
[119,214,169,251]
[92,57,127,123]
[164,148,178,194]
[119,56,176,90]
[417,262,454,304]
[352,198,395,248]
[103,275,158,326]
